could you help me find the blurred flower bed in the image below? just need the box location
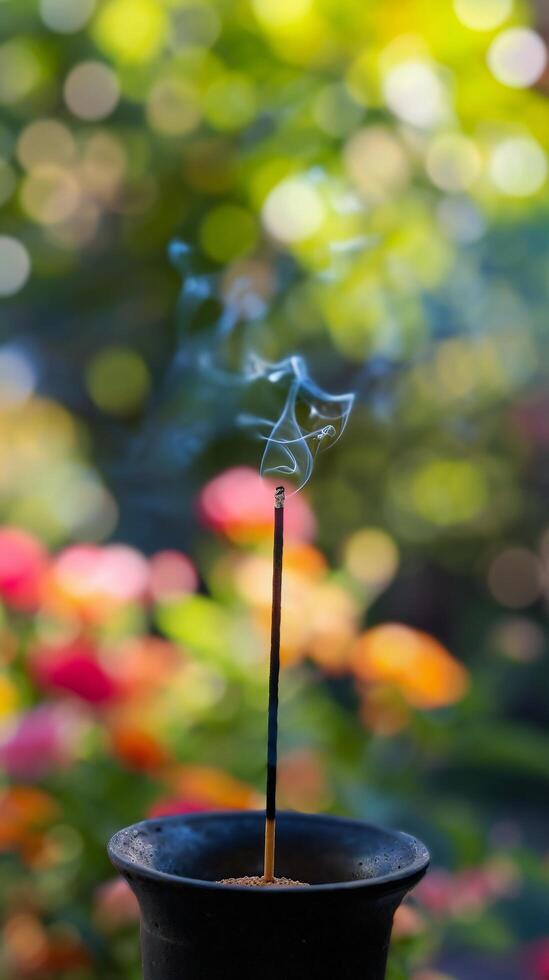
[0,466,548,979]
[1,0,549,977]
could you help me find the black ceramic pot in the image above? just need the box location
[108,810,429,980]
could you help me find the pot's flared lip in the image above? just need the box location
[108,810,430,893]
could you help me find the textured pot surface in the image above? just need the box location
[109,810,429,980]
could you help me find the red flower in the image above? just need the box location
[0,527,48,611]
[526,939,549,979]
[32,638,118,705]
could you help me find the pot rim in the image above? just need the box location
[108,810,430,893]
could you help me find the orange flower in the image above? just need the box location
[233,547,358,670]
[351,624,469,710]
[392,902,426,938]
[359,684,411,736]
[0,786,58,859]
[168,764,262,810]
[283,543,327,579]
[306,582,359,674]
[110,637,182,701]
[110,724,171,772]
[277,749,331,812]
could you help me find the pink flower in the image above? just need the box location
[45,544,150,621]
[149,550,198,602]
[0,527,48,611]
[94,878,139,932]
[32,638,119,705]
[147,797,216,818]
[198,467,316,544]
[0,705,72,779]
[415,870,454,916]
[416,863,518,920]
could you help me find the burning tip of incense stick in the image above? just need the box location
[274,486,285,508]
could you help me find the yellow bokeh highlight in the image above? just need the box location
[93,0,167,64]
[345,126,410,202]
[252,0,312,30]
[17,119,76,172]
[454,0,513,32]
[86,346,150,416]
[146,78,201,135]
[411,458,489,526]
[203,72,256,131]
[0,40,43,105]
[343,528,399,591]
[252,0,333,69]
[0,673,18,719]
[199,204,257,263]
[20,165,80,226]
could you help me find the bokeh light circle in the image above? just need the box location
[488,547,542,608]
[203,73,256,132]
[0,237,31,296]
[0,41,41,105]
[490,137,547,197]
[86,346,150,416]
[252,0,312,29]
[146,78,201,135]
[491,616,545,662]
[0,349,36,407]
[40,0,95,34]
[170,3,220,51]
[0,160,16,204]
[200,205,257,263]
[437,197,486,243]
[343,529,399,591]
[64,62,120,120]
[80,131,127,200]
[383,60,447,129]
[93,0,167,64]
[17,120,76,171]
[21,165,81,225]
[344,126,409,201]
[488,28,547,89]
[262,177,325,243]
[454,0,513,31]
[427,133,482,192]
[313,83,363,137]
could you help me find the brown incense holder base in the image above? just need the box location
[108,810,429,980]
[218,875,309,886]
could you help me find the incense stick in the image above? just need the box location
[263,485,285,882]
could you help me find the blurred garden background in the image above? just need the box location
[1,0,549,977]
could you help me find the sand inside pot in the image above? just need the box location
[218,876,309,887]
